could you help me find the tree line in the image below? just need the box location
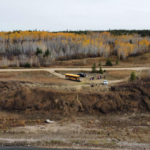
[0,30,150,67]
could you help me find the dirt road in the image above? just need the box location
[0,67,149,79]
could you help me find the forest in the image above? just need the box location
[0,30,150,67]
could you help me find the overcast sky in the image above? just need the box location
[0,0,150,31]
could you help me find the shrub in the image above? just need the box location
[116,59,119,65]
[105,59,113,66]
[92,63,96,73]
[44,49,50,57]
[130,71,136,81]
[99,67,103,74]
[36,47,42,55]
[1,66,8,69]
[120,55,123,60]
[24,62,31,68]
[129,39,133,44]
[104,70,106,72]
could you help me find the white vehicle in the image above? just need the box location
[103,80,108,85]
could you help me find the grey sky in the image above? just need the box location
[0,0,150,31]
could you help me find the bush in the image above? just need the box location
[92,63,96,73]
[104,70,106,72]
[120,55,123,60]
[99,67,103,74]
[105,59,113,66]
[116,59,119,65]
[24,62,31,68]
[36,47,42,55]
[1,66,8,69]
[130,71,136,81]
[129,39,133,44]
[44,49,50,57]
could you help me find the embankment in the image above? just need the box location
[0,78,150,115]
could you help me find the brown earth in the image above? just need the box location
[0,77,150,116]
[0,70,150,149]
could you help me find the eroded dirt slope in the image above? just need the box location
[0,78,150,115]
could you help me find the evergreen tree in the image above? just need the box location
[120,55,123,60]
[44,49,50,57]
[129,39,133,44]
[24,62,31,68]
[99,67,103,74]
[105,59,113,66]
[92,63,96,73]
[36,47,42,55]
[130,71,136,81]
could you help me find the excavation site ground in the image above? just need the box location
[0,55,150,149]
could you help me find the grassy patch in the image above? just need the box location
[88,140,100,145]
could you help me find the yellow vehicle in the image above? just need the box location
[65,73,82,82]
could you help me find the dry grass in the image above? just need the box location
[139,69,150,78]
[0,112,24,130]
[0,69,132,92]
[0,71,79,85]
[106,70,133,80]
[0,118,25,130]
[0,111,43,130]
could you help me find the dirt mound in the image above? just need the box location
[0,79,150,115]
